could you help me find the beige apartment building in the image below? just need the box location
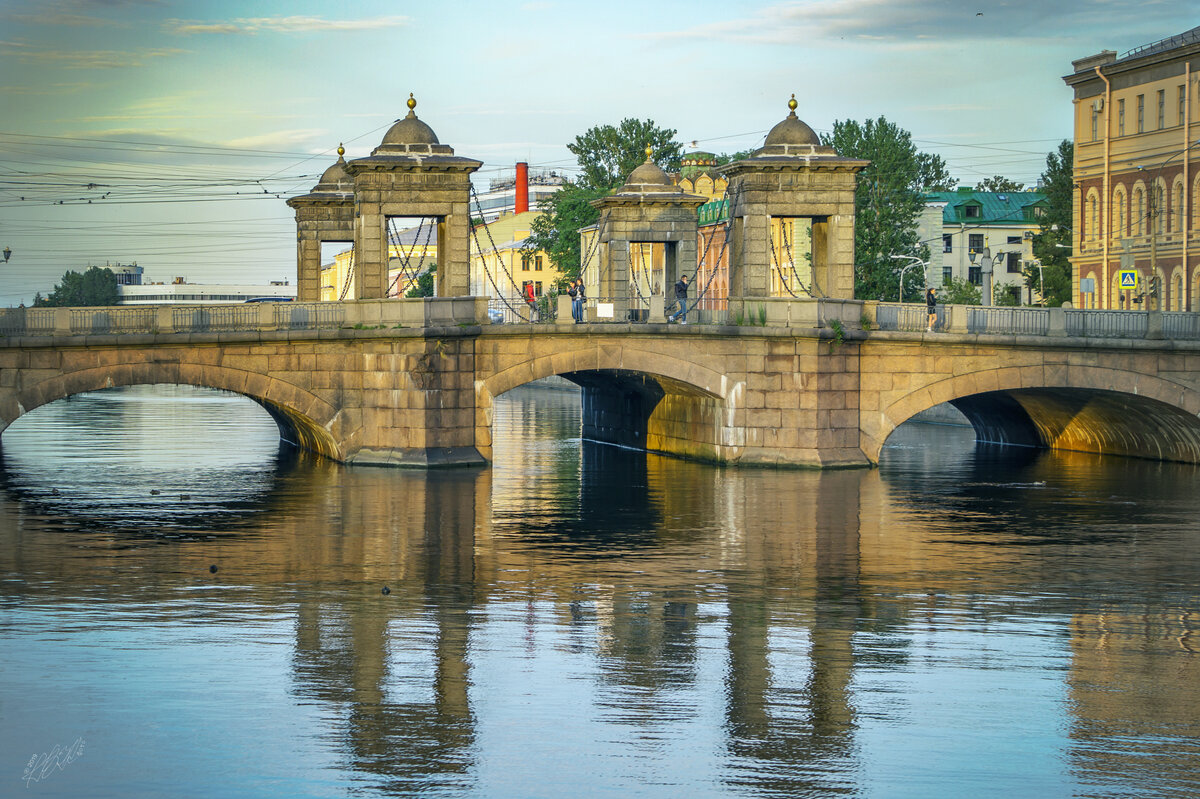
[1064,26,1200,310]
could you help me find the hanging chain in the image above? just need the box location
[468,185,531,321]
[690,183,739,309]
[337,250,355,301]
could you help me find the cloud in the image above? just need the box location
[638,0,1194,47]
[165,15,410,36]
[0,82,92,95]
[3,45,184,68]
[225,129,329,151]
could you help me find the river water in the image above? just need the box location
[1,383,1198,798]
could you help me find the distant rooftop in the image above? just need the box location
[1118,25,1200,61]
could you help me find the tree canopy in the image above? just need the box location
[1028,140,1074,306]
[567,118,682,192]
[527,118,681,280]
[975,175,1026,192]
[34,266,119,307]
[822,116,953,301]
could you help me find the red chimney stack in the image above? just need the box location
[515,162,529,214]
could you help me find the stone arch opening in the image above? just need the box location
[4,367,341,461]
[876,367,1200,465]
[478,347,730,463]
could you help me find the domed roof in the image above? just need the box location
[618,146,678,193]
[752,94,835,158]
[372,94,454,156]
[313,145,353,192]
[764,95,820,147]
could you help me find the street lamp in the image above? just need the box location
[890,254,928,303]
[2,247,9,263]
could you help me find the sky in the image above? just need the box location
[0,0,1195,305]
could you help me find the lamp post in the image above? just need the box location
[2,247,9,263]
[890,254,928,303]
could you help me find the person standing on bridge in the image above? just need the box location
[926,287,938,333]
[669,274,690,324]
[569,278,586,323]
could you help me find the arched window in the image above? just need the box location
[1132,185,1146,236]
[1112,186,1127,238]
[1173,178,1185,234]
[1153,179,1167,235]
[1087,190,1101,241]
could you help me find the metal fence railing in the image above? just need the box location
[274,302,345,330]
[876,303,944,332]
[70,307,157,335]
[967,306,1050,336]
[173,305,262,333]
[1161,312,1200,340]
[1064,309,1148,338]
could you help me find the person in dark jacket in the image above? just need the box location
[926,287,938,332]
[669,274,690,324]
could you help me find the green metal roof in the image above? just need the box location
[925,189,1047,225]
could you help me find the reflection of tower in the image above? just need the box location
[288,469,482,789]
[723,470,862,794]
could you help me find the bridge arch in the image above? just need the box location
[3,362,342,461]
[477,343,734,461]
[870,364,1200,464]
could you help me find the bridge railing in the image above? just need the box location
[967,306,1050,336]
[1064,309,1149,338]
[0,298,490,337]
[70,306,157,335]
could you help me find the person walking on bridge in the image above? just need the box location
[926,287,938,333]
[669,274,690,324]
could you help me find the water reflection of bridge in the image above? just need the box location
[2,437,1195,792]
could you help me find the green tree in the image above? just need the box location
[1029,140,1074,306]
[918,152,957,191]
[526,118,681,278]
[975,175,1026,192]
[714,149,755,165]
[404,263,436,298]
[568,118,682,192]
[822,117,945,300]
[525,182,609,281]
[941,277,982,305]
[35,266,119,307]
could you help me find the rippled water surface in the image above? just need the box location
[1,383,1198,798]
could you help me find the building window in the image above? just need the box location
[968,233,984,253]
[1157,89,1165,129]
[942,235,952,253]
[1006,252,1021,273]
[1137,94,1145,133]
[521,255,531,271]
[1007,236,1021,245]
[534,281,543,295]
[968,266,982,285]
[534,255,543,271]
[1118,98,1125,135]
[943,266,953,285]
[964,204,981,218]
[1180,85,1188,126]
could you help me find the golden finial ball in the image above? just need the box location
[788,93,797,112]
[407,93,416,110]
[337,144,345,157]
[645,144,653,159]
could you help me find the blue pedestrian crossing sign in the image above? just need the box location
[1117,269,1140,291]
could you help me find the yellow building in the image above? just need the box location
[319,223,439,301]
[469,210,562,319]
[1064,26,1200,310]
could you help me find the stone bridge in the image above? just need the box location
[3,298,1200,467]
